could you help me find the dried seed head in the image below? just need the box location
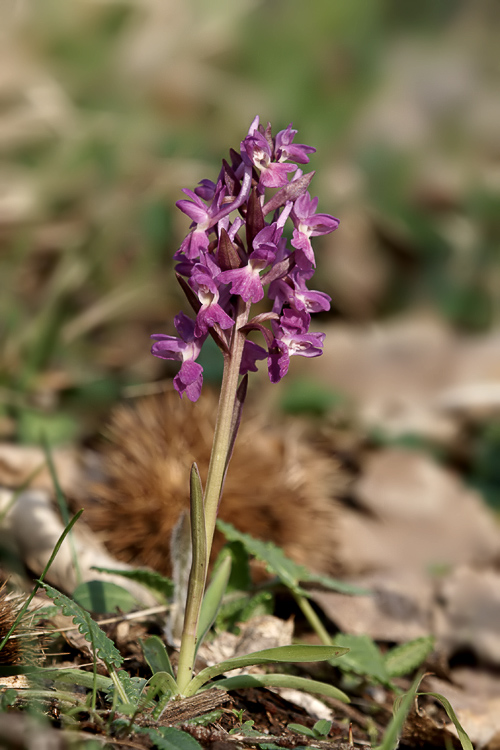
[87,390,342,578]
[0,582,41,667]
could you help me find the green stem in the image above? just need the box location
[175,301,249,693]
[203,300,249,557]
[293,592,332,646]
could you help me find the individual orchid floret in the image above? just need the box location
[267,308,326,384]
[189,262,234,337]
[241,125,296,189]
[150,312,207,401]
[291,192,340,269]
[269,267,331,315]
[275,124,316,164]
[218,222,282,303]
[176,183,225,260]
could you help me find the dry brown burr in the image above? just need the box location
[86,389,341,578]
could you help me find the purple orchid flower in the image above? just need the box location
[267,308,325,383]
[150,312,207,401]
[291,192,339,269]
[240,116,296,189]
[275,124,316,165]
[152,117,337,401]
[175,182,227,260]
[189,261,234,337]
[269,267,331,315]
[218,222,282,303]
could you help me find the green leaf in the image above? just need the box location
[216,590,273,633]
[185,644,348,696]
[39,582,123,668]
[216,520,313,595]
[144,671,178,701]
[214,674,349,703]
[229,719,261,737]
[374,672,422,750]
[91,566,174,600]
[384,636,434,678]
[183,709,224,726]
[313,719,332,737]
[196,554,232,654]
[73,580,139,614]
[418,693,473,750]
[217,520,367,596]
[224,541,252,592]
[332,633,390,685]
[137,726,203,750]
[288,723,316,738]
[303,569,369,596]
[105,672,147,706]
[36,667,112,692]
[142,635,175,678]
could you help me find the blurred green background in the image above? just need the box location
[1,0,500,445]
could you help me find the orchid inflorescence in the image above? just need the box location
[149,118,339,695]
[151,116,339,401]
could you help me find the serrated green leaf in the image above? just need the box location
[213,673,349,703]
[186,645,348,696]
[105,671,147,705]
[216,590,273,633]
[137,726,203,750]
[216,520,311,594]
[217,520,367,596]
[183,709,224,726]
[39,582,123,668]
[91,566,174,599]
[224,541,252,592]
[303,569,369,596]
[384,636,434,678]
[142,636,175,678]
[332,633,390,685]
[418,692,473,750]
[73,580,138,614]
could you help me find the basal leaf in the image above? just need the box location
[384,636,434,678]
[213,673,350,703]
[39,582,123,668]
[142,635,175,678]
[186,644,348,696]
[144,671,178,701]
